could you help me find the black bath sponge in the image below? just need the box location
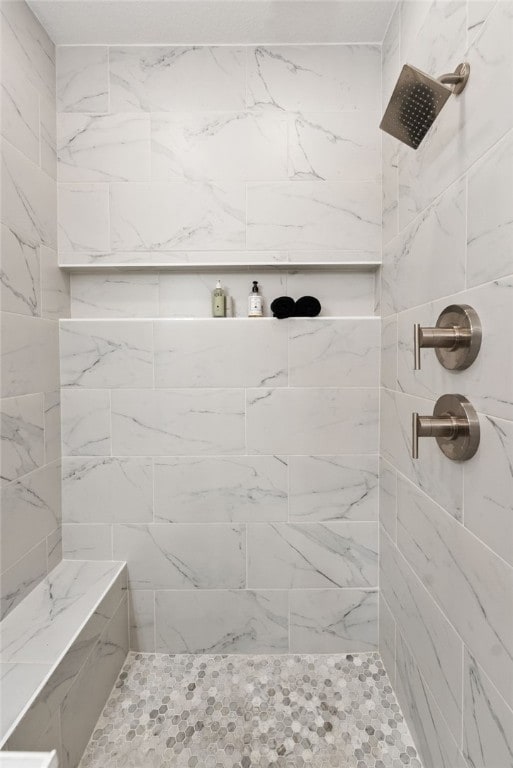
[295,296,321,317]
[270,296,296,319]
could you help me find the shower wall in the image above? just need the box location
[380,3,513,768]
[0,0,69,618]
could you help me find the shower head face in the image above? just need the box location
[380,64,452,149]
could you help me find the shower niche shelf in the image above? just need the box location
[58,260,381,273]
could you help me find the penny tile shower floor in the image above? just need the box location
[79,652,422,768]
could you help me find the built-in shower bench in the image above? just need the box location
[0,560,128,768]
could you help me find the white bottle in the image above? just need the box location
[248,281,263,317]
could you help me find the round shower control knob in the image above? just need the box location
[412,394,480,461]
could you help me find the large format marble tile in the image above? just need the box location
[1,315,59,398]
[63,524,112,561]
[56,46,109,112]
[247,522,378,589]
[57,114,151,182]
[111,388,245,455]
[129,589,155,652]
[58,184,109,254]
[155,590,288,654]
[379,594,396,685]
[0,393,44,485]
[247,181,380,251]
[110,46,246,112]
[0,540,47,620]
[286,269,377,316]
[380,314,397,388]
[152,112,287,181]
[379,458,397,542]
[60,389,110,456]
[40,95,57,180]
[70,272,158,319]
[288,455,378,522]
[40,246,70,320]
[112,524,245,590]
[1,224,40,317]
[0,663,52,745]
[246,388,378,455]
[1,59,40,164]
[397,475,513,709]
[62,457,153,524]
[288,318,380,387]
[110,181,245,251]
[247,45,380,112]
[289,589,378,653]
[154,319,288,388]
[60,320,153,388]
[43,391,61,465]
[154,456,287,523]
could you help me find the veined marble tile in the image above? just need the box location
[43,391,61,464]
[402,1,466,82]
[110,181,245,251]
[288,318,380,387]
[40,246,70,320]
[246,388,379,455]
[60,249,289,267]
[0,393,44,485]
[247,181,380,251]
[0,662,52,745]
[381,132,398,247]
[1,462,61,573]
[46,528,62,573]
[285,270,376,316]
[155,590,288,654]
[1,62,39,163]
[380,314,397,389]
[60,389,110,456]
[382,3,400,109]
[247,45,380,112]
[247,522,378,589]
[467,129,513,287]
[40,95,57,180]
[463,650,513,768]
[63,524,112,561]
[288,112,380,182]
[379,594,396,685]
[379,457,397,542]
[60,320,153,388]
[1,315,59,398]
[289,589,378,653]
[1,140,56,250]
[111,388,245,456]
[58,184,109,254]
[110,46,246,112]
[154,319,288,387]
[152,112,287,181]
[56,46,109,113]
[467,0,498,43]
[397,475,513,710]
[464,414,513,568]
[154,456,288,523]
[288,455,378,522]
[129,590,155,653]
[0,224,40,317]
[0,540,47,620]
[57,114,151,182]
[112,523,245,590]
[62,457,152,524]
[70,272,158,318]
[380,528,463,742]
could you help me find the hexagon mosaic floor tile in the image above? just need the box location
[79,652,423,768]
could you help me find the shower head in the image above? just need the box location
[380,62,470,149]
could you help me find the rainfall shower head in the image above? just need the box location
[380,62,470,149]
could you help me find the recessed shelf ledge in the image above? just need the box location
[58,261,381,273]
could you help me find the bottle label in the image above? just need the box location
[248,296,263,316]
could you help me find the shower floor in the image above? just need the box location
[79,652,422,768]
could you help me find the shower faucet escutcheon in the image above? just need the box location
[413,304,482,370]
[412,394,480,461]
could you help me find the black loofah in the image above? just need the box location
[270,296,296,319]
[295,296,321,317]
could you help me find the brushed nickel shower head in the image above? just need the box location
[380,62,470,149]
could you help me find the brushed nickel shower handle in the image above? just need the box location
[412,412,468,459]
[413,324,472,370]
[411,395,480,461]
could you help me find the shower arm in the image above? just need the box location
[437,63,470,94]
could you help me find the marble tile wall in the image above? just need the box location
[60,316,381,654]
[379,3,513,768]
[0,0,70,619]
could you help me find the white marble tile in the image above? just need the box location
[111,388,245,456]
[0,394,44,485]
[40,246,70,321]
[57,114,151,182]
[155,590,288,654]
[247,522,378,589]
[463,650,513,768]
[129,590,155,653]
[1,315,59,398]
[0,663,52,745]
[56,46,109,113]
[397,475,513,710]
[467,0,498,43]
[0,224,40,317]
[0,540,47,621]
[60,389,110,456]
[152,112,287,181]
[382,133,398,247]
[247,181,380,251]
[288,455,378,522]
[39,96,56,180]
[467,129,513,287]
[464,414,513,568]
[112,523,245,590]
[403,1,467,80]
[288,111,380,182]
[110,46,246,112]
[1,462,61,573]
[289,589,378,653]
[380,528,464,742]
[379,594,396,685]
[285,270,376,316]
[62,457,152,524]
[45,528,61,573]
[382,3,400,110]
[154,456,288,523]
[1,140,56,250]
[380,314,397,389]
[43,392,60,465]
[381,178,466,314]
[58,184,109,254]
[246,388,379,455]
[288,318,380,387]
[379,457,397,543]
[70,272,158,318]
[60,320,153,388]
[60,249,289,267]
[111,181,245,251]
[154,319,288,387]
[247,45,380,112]
[1,63,39,164]
[62,524,112,561]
